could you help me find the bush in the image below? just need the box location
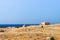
[50,37,55,40]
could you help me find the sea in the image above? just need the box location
[0,24,39,28]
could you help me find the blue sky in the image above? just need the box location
[0,0,60,24]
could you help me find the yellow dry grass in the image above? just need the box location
[0,24,60,40]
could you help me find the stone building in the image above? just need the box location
[41,22,50,25]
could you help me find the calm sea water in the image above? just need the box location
[0,24,39,28]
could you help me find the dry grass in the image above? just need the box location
[0,24,60,40]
